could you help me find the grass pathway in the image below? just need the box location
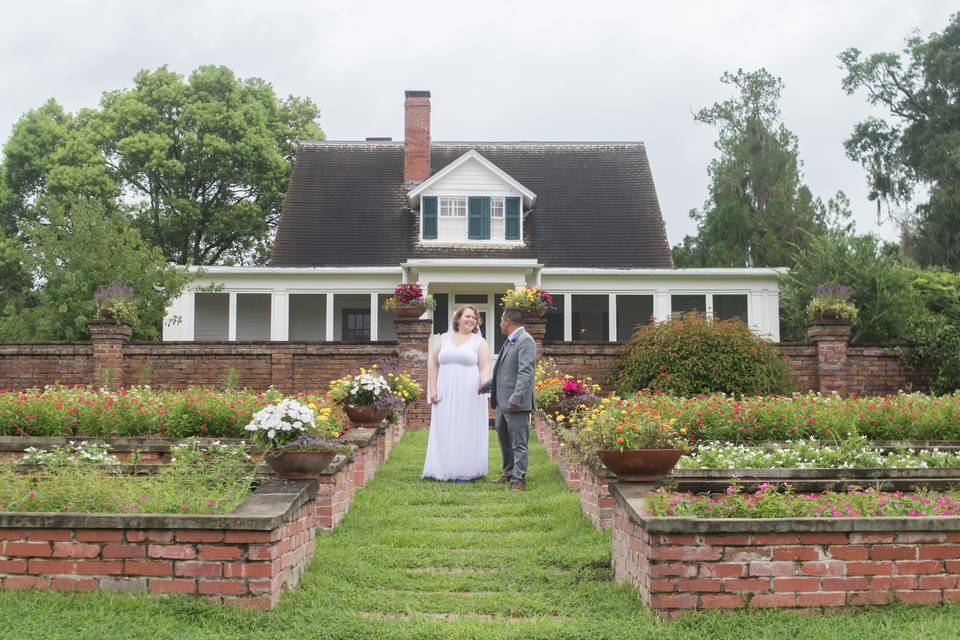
[3,430,960,639]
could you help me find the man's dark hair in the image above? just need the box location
[502,307,524,326]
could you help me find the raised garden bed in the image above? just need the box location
[0,418,406,607]
[611,482,960,618]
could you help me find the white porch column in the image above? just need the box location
[370,292,379,341]
[325,293,335,341]
[654,290,671,322]
[706,293,714,319]
[271,291,289,341]
[163,291,195,341]
[228,292,237,341]
[563,293,572,342]
[608,294,617,342]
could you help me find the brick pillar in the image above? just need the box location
[807,323,852,396]
[395,318,433,429]
[524,318,547,361]
[89,320,132,389]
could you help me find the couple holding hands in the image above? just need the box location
[421,305,536,491]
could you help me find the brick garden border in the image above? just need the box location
[611,482,960,617]
[0,418,405,608]
[535,412,614,531]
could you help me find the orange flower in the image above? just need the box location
[616,437,625,444]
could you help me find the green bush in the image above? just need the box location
[615,315,792,397]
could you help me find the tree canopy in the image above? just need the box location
[1,65,324,265]
[840,12,960,270]
[672,69,848,269]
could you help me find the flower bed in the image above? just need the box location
[612,482,960,617]
[0,387,338,438]
[636,392,960,444]
[0,416,407,608]
[0,440,255,514]
[678,438,960,470]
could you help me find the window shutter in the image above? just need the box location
[505,197,521,240]
[422,196,438,239]
[468,197,492,240]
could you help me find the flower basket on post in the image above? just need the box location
[501,287,554,319]
[382,283,435,319]
[244,398,350,479]
[806,283,858,326]
[328,368,404,428]
[94,284,140,326]
[579,395,687,484]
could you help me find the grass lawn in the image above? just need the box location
[2,429,960,639]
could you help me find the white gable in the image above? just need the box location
[406,150,536,208]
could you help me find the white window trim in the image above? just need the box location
[420,194,524,245]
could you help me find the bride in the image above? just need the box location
[421,304,491,482]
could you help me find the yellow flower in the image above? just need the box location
[307,402,317,410]
[332,431,340,438]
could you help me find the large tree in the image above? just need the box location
[673,69,847,268]
[0,65,323,265]
[0,198,192,341]
[840,12,960,270]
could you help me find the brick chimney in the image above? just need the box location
[404,90,431,183]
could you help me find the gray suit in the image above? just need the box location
[481,327,536,484]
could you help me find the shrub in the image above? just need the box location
[615,315,792,397]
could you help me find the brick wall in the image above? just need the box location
[0,418,405,608]
[611,484,960,617]
[0,344,93,389]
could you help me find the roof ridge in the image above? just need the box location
[299,140,647,147]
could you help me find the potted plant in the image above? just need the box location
[382,283,436,319]
[94,284,140,325]
[535,360,601,419]
[328,367,397,426]
[806,283,858,325]
[244,398,350,478]
[580,395,687,482]
[501,287,554,319]
[384,368,423,416]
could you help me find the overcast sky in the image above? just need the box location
[1,1,955,248]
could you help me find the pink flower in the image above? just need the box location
[26,491,36,498]
[725,486,737,494]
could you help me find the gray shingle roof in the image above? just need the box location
[269,142,674,268]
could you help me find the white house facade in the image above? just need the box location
[163,91,783,349]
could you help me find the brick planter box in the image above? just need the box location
[0,418,406,607]
[611,482,960,618]
[675,466,960,493]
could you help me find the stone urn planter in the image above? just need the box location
[390,306,425,320]
[598,449,683,482]
[521,307,547,320]
[263,450,336,478]
[343,405,391,427]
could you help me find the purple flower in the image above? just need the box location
[814,283,852,301]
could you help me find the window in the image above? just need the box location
[195,293,228,341]
[572,294,609,341]
[545,295,565,342]
[236,294,271,341]
[341,309,370,342]
[616,295,654,341]
[439,197,466,217]
[715,294,749,324]
[491,198,504,218]
[671,295,706,319]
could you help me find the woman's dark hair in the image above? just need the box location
[452,305,482,333]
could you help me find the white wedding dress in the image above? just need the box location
[421,332,490,481]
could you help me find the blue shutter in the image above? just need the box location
[505,197,521,240]
[469,197,491,240]
[422,196,438,239]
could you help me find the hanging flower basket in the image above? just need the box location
[597,449,683,482]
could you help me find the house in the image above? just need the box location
[162,91,781,352]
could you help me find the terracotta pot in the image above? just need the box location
[390,306,425,319]
[521,307,547,319]
[343,405,391,426]
[263,450,336,478]
[597,448,683,482]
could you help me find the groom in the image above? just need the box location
[479,307,537,491]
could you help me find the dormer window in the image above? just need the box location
[421,195,521,242]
